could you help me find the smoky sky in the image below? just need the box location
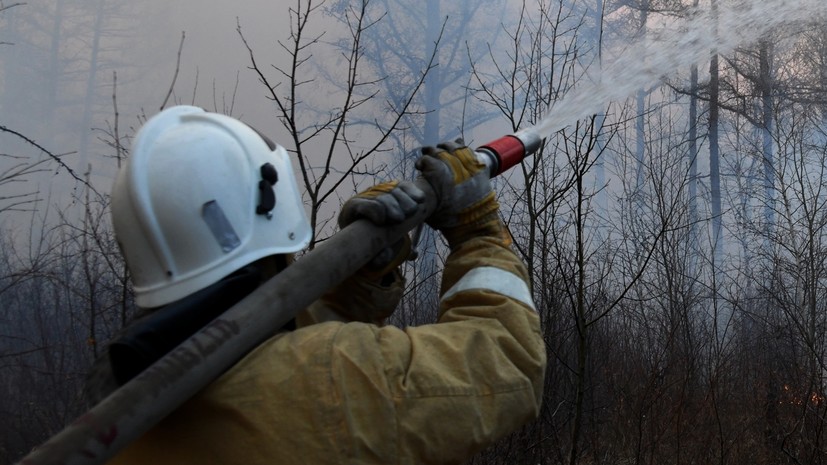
[2,0,606,239]
[0,0,318,232]
[0,1,522,214]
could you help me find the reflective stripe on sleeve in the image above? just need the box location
[441,266,536,312]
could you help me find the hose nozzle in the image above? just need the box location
[475,129,543,177]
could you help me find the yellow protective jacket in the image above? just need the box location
[110,233,546,465]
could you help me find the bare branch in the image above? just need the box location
[160,31,186,111]
[0,1,24,14]
[0,125,97,195]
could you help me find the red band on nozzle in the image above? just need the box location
[477,130,542,177]
[479,136,525,176]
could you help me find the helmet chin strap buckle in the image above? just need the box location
[256,163,279,219]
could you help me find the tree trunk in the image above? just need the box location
[1,4,23,118]
[688,62,699,270]
[78,0,107,172]
[594,0,607,226]
[412,0,443,315]
[759,40,774,234]
[568,155,588,465]
[46,0,66,147]
[634,2,648,198]
[708,0,723,263]
[423,0,441,144]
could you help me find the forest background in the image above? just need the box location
[2,0,827,464]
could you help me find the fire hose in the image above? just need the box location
[14,130,542,465]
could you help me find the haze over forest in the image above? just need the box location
[2,1,317,229]
[3,0,827,464]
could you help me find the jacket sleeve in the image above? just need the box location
[328,233,547,464]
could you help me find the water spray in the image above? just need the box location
[528,0,827,138]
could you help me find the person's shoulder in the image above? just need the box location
[232,322,350,371]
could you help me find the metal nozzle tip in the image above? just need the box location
[514,129,543,156]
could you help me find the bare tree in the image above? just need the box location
[737,100,827,463]
[467,1,704,463]
[237,0,435,246]
[328,0,508,149]
[0,164,129,465]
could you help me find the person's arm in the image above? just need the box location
[324,141,546,463]
[322,232,543,464]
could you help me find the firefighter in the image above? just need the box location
[91,105,546,464]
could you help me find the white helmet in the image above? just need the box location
[111,106,312,308]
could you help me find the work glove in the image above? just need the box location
[337,180,425,277]
[416,139,506,248]
[308,180,424,325]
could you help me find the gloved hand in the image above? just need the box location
[415,139,506,248]
[305,180,424,326]
[338,180,425,278]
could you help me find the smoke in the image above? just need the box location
[0,0,297,233]
[529,0,827,137]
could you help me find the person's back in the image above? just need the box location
[93,106,546,464]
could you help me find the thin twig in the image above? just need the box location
[0,2,25,14]
[160,31,186,111]
[0,125,94,194]
[229,70,239,115]
[191,66,199,105]
[112,71,124,169]
[0,1,25,46]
